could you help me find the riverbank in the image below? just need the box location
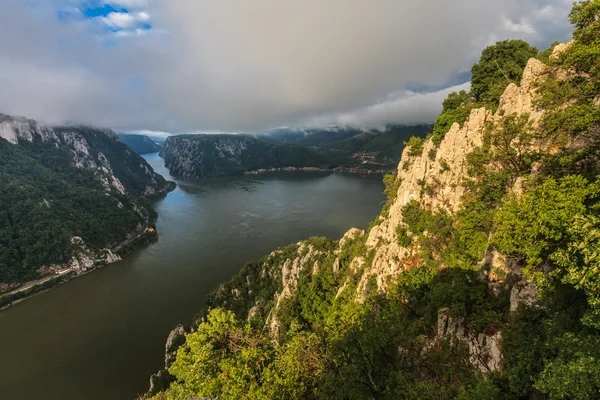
[0,226,161,311]
[0,182,176,312]
[243,166,393,175]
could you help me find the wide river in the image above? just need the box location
[0,153,385,400]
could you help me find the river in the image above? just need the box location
[0,153,384,399]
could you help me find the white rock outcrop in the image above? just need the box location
[362,57,550,292]
[436,309,503,372]
[69,237,121,273]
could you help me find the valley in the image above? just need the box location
[0,154,385,400]
[0,1,599,399]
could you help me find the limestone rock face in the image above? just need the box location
[165,325,186,368]
[550,40,574,60]
[0,114,58,144]
[148,325,187,396]
[363,57,550,292]
[436,309,503,372]
[510,280,539,312]
[267,243,328,338]
[69,237,121,274]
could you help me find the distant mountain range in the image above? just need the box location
[117,133,162,154]
[160,124,432,178]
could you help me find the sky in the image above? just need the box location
[0,0,575,135]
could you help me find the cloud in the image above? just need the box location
[0,0,575,133]
[101,11,150,29]
[308,83,471,129]
[502,17,536,35]
[127,129,172,138]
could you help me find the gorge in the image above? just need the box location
[145,8,600,398]
[0,154,385,399]
[0,1,599,399]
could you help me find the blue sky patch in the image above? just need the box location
[81,4,123,18]
[55,1,153,39]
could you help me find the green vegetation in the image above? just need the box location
[0,125,172,285]
[380,173,400,217]
[148,2,600,399]
[153,266,507,400]
[400,200,453,257]
[268,125,433,171]
[432,40,539,146]
[471,40,539,107]
[117,133,161,154]
[404,136,424,156]
[431,90,477,146]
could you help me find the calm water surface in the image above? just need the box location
[0,153,384,400]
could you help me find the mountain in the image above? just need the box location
[267,124,432,170]
[0,115,175,302]
[145,5,600,398]
[159,125,432,179]
[160,134,329,178]
[118,133,162,154]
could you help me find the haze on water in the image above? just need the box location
[0,153,385,400]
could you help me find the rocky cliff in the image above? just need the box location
[160,134,328,178]
[0,114,175,299]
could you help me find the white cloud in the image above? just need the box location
[127,130,172,138]
[307,83,471,128]
[502,16,536,35]
[101,11,150,29]
[0,0,575,132]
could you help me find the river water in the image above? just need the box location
[0,153,384,400]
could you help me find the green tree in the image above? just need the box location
[471,40,538,107]
[431,90,476,145]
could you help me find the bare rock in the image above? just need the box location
[550,40,574,60]
[510,280,538,311]
[0,115,58,145]
[436,309,503,372]
[69,237,121,273]
[340,228,364,247]
[165,324,186,368]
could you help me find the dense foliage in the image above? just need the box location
[117,133,162,154]
[262,125,432,171]
[148,2,600,399]
[431,40,538,146]
[471,40,539,107]
[0,126,172,285]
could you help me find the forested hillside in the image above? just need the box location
[160,134,329,178]
[147,1,600,399]
[267,125,432,170]
[160,125,432,179]
[0,117,174,291]
[118,133,162,155]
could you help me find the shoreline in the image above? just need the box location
[243,166,393,175]
[0,232,153,312]
[0,184,176,312]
